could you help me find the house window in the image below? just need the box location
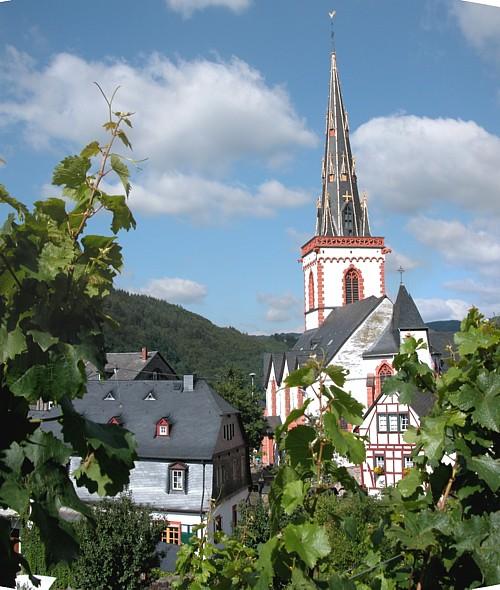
[404,456,413,469]
[161,523,181,545]
[377,414,388,432]
[232,504,238,529]
[108,416,121,426]
[223,423,235,441]
[375,456,385,468]
[214,515,222,533]
[171,469,184,491]
[344,268,360,304]
[152,369,161,381]
[388,414,399,432]
[399,413,409,431]
[156,419,169,437]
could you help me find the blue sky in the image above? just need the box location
[1,0,500,334]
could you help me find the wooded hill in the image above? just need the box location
[103,290,297,383]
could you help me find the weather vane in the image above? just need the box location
[397,266,405,285]
[329,9,336,52]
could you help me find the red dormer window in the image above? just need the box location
[108,416,121,426]
[156,418,170,437]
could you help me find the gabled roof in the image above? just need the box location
[316,52,370,237]
[293,296,385,363]
[360,389,435,426]
[35,379,240,461]
[86,350,177,381]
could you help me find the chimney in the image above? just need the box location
[141,346,148,361]
[183,374,195,392]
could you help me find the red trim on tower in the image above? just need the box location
[379,261,386,296]
[302,235,385,257]
[271,379,277,416]
[308,271,315,311]
[317,260,325,324]
[284,387,291,417]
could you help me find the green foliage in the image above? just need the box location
[215,366,266,451]
[102,289,294,382]
[0,100,137,585]
[74,495,163,590]
[21,523,75,589]
[174,310,500,589]
[233,499,271,550]
[313,492,393,575]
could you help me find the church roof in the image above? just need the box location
[294,296,385,363]
[316,52,370,237]
[392,285,426,330]
[364,285,426,357]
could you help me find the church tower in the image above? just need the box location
[302,52,389,330]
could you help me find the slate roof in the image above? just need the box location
[86,350,177,381]
[364,286,426,357]
[35,379,239,461]
[293,296,385,363]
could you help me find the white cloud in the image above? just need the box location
[407,217,500,273]
[385,246,420,274]
[451,1,500,56]
[0,48,315,171]
[444,277,500,303]
[127,175,309,222]
[352,115,500,217]
[166,0,250,18]
[0,48,315,222]
[134,277,207,304]
[415,297,471,322]
[257,292,302,323]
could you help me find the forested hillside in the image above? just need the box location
[103,290,297,382]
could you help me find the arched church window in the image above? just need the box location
[344,268,360,304]
[308,271,315,310]
[376,362,393,395]
[343,202,354,235]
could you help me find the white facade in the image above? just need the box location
[302,237,388,331]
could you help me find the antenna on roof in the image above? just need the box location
[329,9,336,53]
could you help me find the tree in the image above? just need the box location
[215,366,266,451]
[74,495,164,590]
[233,499,270,550]
[0,94,137,585]
[175,309,500,589]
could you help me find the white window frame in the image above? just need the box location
[375,455,385,468]
[158,424,168,436]
[404,456,413,469]
[388,414,399,432]
[399,413,409,431]
[377,414,388,432]
[171,469,184,491]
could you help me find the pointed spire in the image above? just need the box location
[316,52,371,237]
[392,285,426,331]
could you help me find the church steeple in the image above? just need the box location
[301,45,388,331]
[316,52,370,237]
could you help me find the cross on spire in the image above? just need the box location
[397,266,405,285]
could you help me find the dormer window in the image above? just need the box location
[103,391,115,401]
[144,391,156,401]
[156,418,170,437]
[108,416,122,426]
